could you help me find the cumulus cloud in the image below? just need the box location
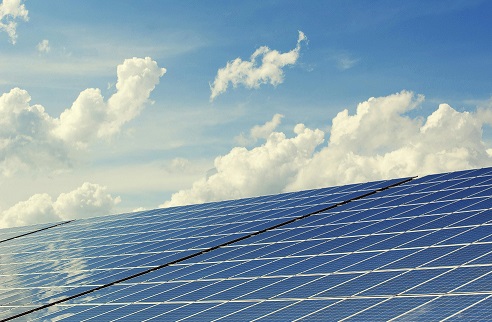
[161,123,324,207]
[0,0,28,44]
[288,91,491,190]
[0,88,67,176]
[54,57,166,144]
[0,182,120,228]
[36,39,50,53]
[163,91,492,207]
[210,31,307,101]
[0,57,165,176]
[235,113,284,145]
[251,113,284,140]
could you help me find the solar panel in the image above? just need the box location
[0,178,408,320]
[1,168,492,320]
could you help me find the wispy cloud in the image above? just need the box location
[210,31,307,101]
[0,0,28,44]
[36,39,51,53]
[0,27,205,84]
[336,54,359,70]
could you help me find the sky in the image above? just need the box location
[1,0,492,228]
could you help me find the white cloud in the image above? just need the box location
[163,91,492,207]
[210,31,307,101]
[161,123,324,207]
[36,39,50,53]
[235,113,284,145]
[169,157,193,172]
[0,57,165,176]
[336,54,359,70]
[251,113,284,140]
[0,88,68,176]
[54,57,166,144]
[0,0,28,44]
[54,182,121,220]
[0,182,120,228]
[289,91,492,190]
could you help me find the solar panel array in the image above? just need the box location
[1,168,492,321]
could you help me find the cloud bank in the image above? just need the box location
[0,57,165,176]
[210,31,307,101]
[0,0,28,44]
[162,123,324,206]
[163,91,492,207]
[0,182,120,228]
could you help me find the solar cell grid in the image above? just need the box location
[253,300,336,321]
[2,168,492,320]
[43,199,484,316]
[400,229,463,248]
[394,294,490,321]
[468,247,492,264]
[467,186,492,198]
[213,300,292,321]
[407,266,491,295]
[300,298,384,321]
[347,296,432,321]
[2,178,410,320]
[442,225,492,244]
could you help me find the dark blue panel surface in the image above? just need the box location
[399,295,490,321]
[254,300,337,321]
[305,298,384,320]
[2,168,492,321]
[348,296,432,321]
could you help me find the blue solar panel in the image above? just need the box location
[1,178,410,320]
[1,168,492,320]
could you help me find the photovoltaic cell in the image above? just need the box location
[1,168,492,320]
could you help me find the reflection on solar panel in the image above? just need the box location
[1,168,492,321]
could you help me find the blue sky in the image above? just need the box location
[1,0,492,227]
